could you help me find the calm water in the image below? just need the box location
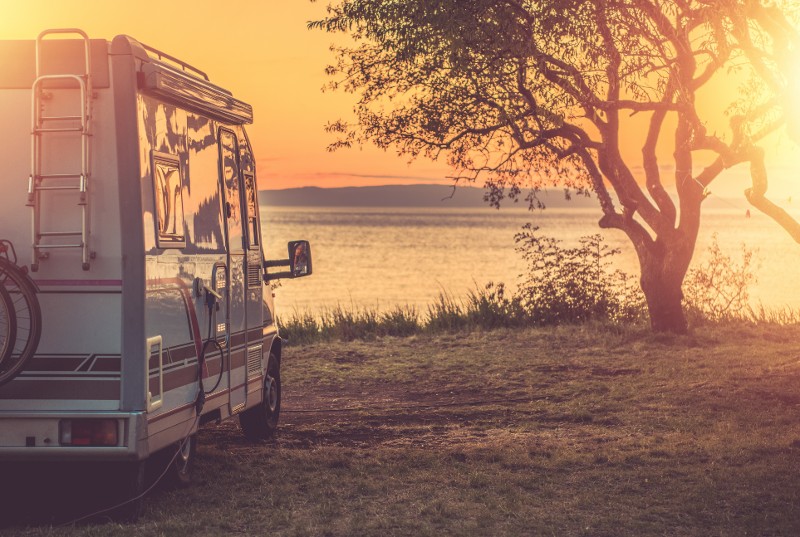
[261,205,800,313]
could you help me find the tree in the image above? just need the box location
[311,0,800,333]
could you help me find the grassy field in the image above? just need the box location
[3,323,800,536]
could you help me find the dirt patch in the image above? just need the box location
[199,378,553,452]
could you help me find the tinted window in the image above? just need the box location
[152,152,186,248]
[219,130,244,252]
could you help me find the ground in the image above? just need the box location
[2,324,800,536]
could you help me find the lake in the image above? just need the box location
[260,205,800,314]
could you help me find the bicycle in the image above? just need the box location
[0,241,42,387]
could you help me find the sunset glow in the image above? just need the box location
[0,0,454,189]
[1,1,798,197]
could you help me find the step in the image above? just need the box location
[36,243,84,249]
[35,185,81,192]
[34,173,84,180]
[33,126,85,133]
[41,115,83,122]
[38,231,82,237]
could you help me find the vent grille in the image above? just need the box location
[247,263,261,288]
[247,345,263,379]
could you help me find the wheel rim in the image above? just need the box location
[266,375,278,413]
[176,437,192,473]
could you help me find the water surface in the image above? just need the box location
[261,205,800,313]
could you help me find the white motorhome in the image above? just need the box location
[0,29,310,516]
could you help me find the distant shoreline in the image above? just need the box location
[258,183,744,210]
[258,184,599,208]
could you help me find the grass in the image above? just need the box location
[3,323,800,535]
[278,284,623,345]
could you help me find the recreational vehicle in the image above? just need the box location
[0,29,311,517]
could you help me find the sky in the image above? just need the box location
[0,0,454,189]
[1,1,799,198]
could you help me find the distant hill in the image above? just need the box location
[258,183,748,211]
[258,184,600,208]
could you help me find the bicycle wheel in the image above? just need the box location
[0,284,15,366]
[0,258,42,387]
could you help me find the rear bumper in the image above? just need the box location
[0,411,146,461]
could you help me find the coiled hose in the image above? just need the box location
[194,286,224,413]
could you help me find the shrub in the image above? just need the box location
[683,234,758,322]
[514,224,646,325]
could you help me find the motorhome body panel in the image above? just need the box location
[0,32,277,461]
[136,101,266,431]
[0,39,123,411]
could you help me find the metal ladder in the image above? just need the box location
[28,29,93,271]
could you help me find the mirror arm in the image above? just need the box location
[263,257,292,282]
[264,259,290,268]
[263,270,295,282]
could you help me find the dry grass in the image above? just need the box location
[4,323,800,536]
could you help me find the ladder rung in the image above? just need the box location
[39,231,82,237]
[41,115,82,122]
[36,244,84,249]
[34,127,85,133]
[36,185,81,191]
[36,173,84,180]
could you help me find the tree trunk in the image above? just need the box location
[639,254,689,334]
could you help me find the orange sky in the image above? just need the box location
[1,1,798,197]
[0,0,453,189]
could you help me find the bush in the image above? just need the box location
[514,224,646,325]
[683,234,758,322]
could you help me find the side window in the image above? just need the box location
[244,173,259,249]
[219,129,244,252]
[151,152,186,248]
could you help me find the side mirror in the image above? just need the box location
[288,240,312,278]
[263,240,313,281]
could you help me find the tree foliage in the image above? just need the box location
[311,0,800,333]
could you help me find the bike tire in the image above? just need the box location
[0,258,42,387]
[0,284,16,367]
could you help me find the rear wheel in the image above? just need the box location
[164,434,196,487]
[105,460,146,522]
[239,352,281,441]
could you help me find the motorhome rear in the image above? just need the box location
[0,29,310,516]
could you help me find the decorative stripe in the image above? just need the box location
[12,354,122,375]
[0,379,120,400]
[33,279,123,287]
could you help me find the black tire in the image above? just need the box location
[105,460,146,522]
[0,258,42,387]
[0,284,16,365]
[239,352,281,441]
[164,434,196,488]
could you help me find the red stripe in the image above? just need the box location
[34,279,123,286]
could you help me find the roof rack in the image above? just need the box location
[138,42,209,81]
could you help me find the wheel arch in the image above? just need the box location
[267,334,282,368]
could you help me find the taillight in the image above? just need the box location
[59,419,118,446]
